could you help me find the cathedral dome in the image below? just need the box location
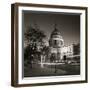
[50,27,63,40]
[51,28,61,37]
[49,25,64,48]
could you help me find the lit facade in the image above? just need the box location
[48,26,80,62]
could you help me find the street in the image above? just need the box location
[24,62,80,77]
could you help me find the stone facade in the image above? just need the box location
[48,26,80,62]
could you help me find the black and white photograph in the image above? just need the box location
[23,11,80,77]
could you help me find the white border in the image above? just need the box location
[18,6,86,84]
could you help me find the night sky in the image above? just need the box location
[23,11,80,46]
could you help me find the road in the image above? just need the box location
[24,63,80,77]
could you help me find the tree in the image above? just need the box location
[24,25,46,62]
[24,26,46,47]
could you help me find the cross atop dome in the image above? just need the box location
[54,23,57,29]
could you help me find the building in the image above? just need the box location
[48,25,80,63]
